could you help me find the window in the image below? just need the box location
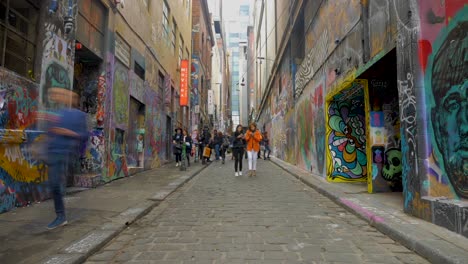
[178,35,183,65]
[134,62,145,80]
[162,1,169,37]
[186,0,190,17]
[77,0,106,58]
[171,19,176,54]
[158,71,164,96]
[0,0,39,78]
[240,5,249,16]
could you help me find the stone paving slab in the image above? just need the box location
[271,157,468,264]
[0,162,208,264]
[87,159,432,264]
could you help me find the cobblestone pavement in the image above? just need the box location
[86,159,430,264]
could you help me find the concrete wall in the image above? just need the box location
[255,0,468,237]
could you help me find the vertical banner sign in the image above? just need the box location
[180,60,189,106]
[208,89,214,115]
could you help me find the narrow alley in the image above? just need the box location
[85,160,429,264]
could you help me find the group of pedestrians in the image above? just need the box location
[175,122,270,177]
[173,125,232,167]
[172,128,192,167]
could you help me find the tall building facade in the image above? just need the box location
[191,0,214,131]
[0,0,192,213]
[223,0,251,130]
[208,0,231,132]
[253,0,468,238]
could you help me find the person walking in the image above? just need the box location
[44,88,87,230]
[183,129,193,167]
[213,130,222,161]
[199,126,212,164]
[263,131,271,160]
[173,128,183,167]
[245,122,262,177]
[219,131,229,164]
[232,125,246,176]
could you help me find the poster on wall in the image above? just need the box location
[208,89,214,115]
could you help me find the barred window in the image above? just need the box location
[0,0,39,78]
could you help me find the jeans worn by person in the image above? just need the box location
[215,144,220,160]
[48,154,68,226]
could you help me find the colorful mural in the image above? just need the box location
[326,80,368,182]
[423,5,467,199]
[0,69,48,213]
[368,79,402,192]
[113,63,130,126]
[296,80,326,176]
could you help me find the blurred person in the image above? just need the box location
[45,88,87,230]
[199,126,212,164]
[219,131,229,164]
[232,125,246,176]
[245,122,263,177]
[183,129,193,167]
[173,128,183,167]
[263,131,271,160]
[213,129,222,161]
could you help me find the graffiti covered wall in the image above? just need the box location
[422,3,467,200]
[295,79,326,176]
[368,80,402,192]
[0,69,47,213]
[326,80,368,182]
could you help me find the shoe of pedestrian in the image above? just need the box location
[222,160,225,164]
[176,162,179,167]
[239,171,242,176]
[248,170,252,177]
[235,172,239,177]
[47,216,68,230]
[253,170,257,176]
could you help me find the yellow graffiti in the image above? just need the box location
[0,146,46,183]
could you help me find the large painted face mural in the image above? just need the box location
[426,7,467,199]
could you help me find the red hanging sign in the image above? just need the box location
[180,59,189,106]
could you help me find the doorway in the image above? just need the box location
[360,48,402,193]
[166,116,172,160]
[128,97,145,168]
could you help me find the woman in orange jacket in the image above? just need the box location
[245,122,263,176]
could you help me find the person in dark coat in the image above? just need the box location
[199,126,212,164]
[183,129,193,166]
[173,128,183,167]
[232,124,246,176]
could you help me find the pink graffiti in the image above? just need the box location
[340,198,385,223]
